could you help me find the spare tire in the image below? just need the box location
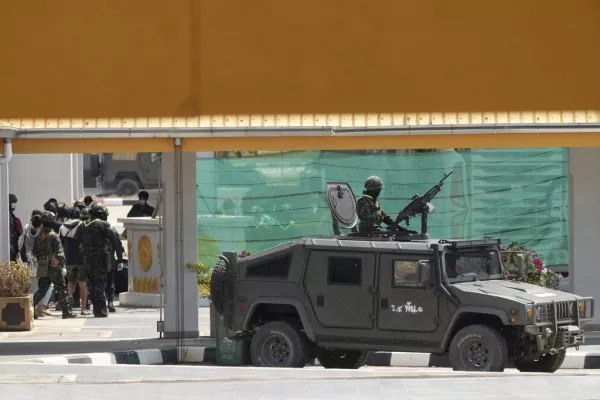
[209,257,228,314]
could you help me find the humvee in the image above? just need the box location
[210,176,594,372]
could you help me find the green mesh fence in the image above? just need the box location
[196,148,569,268]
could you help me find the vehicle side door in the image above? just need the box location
[377,253,440,333]
[304,250,376,330]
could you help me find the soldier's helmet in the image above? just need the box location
[45,203,58,214]
[73,201,85,210]
[68,207,81,219]
[89,202,104,215]
[41,211,56,225]
[364,176,384,191]
[80,208,90,220]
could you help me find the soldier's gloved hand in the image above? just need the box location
[61,267,67,277]
[117,262,124,271]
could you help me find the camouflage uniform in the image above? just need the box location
[355,176,393,235]
[32,212,76,318]
[75,203,119,317]
[356,194,394,234]
[100,207,124,312]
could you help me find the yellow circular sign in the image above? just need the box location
[137,235,153,272]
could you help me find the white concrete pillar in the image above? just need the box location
[0,163,10,262]
[161,150,199,338]
[8,154,79,222]
[71,153,85,202]
[568,148,600,326]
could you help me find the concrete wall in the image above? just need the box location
[8,154,84,223]
[569,148,600,325]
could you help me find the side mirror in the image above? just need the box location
[516,254,525,274]
[417,260,433,286]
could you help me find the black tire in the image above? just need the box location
[209,258,227,315]
[251,321,308,368]
[514,350,566,373]
[449,324,508,372]
[116,178,140,197]
[317,349,370,369]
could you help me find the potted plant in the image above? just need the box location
[501,242,562,290]
[0,261,34,331]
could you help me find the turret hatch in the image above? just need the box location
[325,182,358,230]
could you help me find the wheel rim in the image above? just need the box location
[463,339,490,369]
[264,335,291,365]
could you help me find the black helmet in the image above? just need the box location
[41,211,56,225]
[89,202,104,216]
[99,206,109,221]
[80,208,90,220]
[364,176,384,191]
[31,209,43,219]
[68,207,81,219]
[57,203,69,218]
[73,201,85,210]
[44,202,58,214]
[8,193,17,203]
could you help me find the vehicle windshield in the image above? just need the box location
[444,250,504,283]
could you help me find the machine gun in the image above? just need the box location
[392,171,453,236]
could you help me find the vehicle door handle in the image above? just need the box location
[381,298,388,309]
[317,295,324,307]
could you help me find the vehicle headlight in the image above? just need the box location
[535,306,542,322]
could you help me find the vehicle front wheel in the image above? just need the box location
[317,349,369,369]
[251,321,308,368]
[449,324,508,372]
[514,350,566,373]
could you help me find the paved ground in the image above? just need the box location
[0,304,211,361]
[1,364,600,399]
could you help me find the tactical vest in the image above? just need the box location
[359,195,384,222]
[34,232,54,278]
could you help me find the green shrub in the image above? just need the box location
[0,261,31,297]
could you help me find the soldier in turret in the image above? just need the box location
[356,176,395,235]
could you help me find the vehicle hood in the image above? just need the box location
[450,279,579,305]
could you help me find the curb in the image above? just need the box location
[12,348,600,369]
[12,347,216,366]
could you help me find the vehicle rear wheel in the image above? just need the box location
[209,258,228,315]
[251,321,308,368]
[514,350,566,373]
[317,349,369,369]
[116,178,140,197]
[449,324,508,372]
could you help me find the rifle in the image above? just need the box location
[393,171,453,236]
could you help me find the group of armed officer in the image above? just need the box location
[25,198,124,319]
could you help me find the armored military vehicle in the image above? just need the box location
[210,174,594,372]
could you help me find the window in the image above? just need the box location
[393,260,420,287]
[327,257,361,286]
[445,251,503,283]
